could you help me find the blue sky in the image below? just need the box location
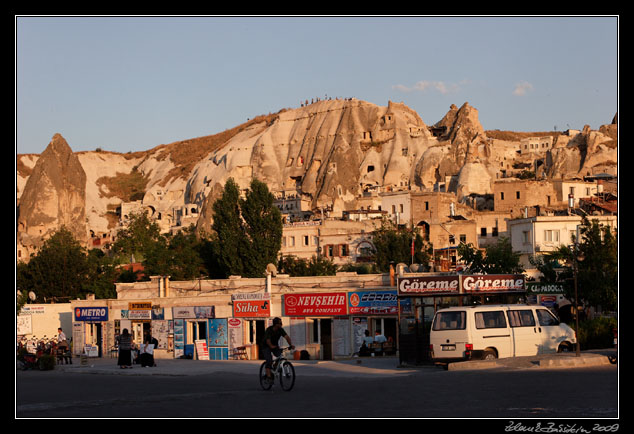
[16,16,618,155]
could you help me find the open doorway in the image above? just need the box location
[320,319,332,360]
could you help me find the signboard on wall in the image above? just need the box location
[128,302,152,320]
[397,276,460,296]
[461,274,525,293]
[283,292,347,316]
[172,306,215,319]
[232,293,271,318]
[74,307,108,322]
[526,281,569,294]
[397,274,526,296]
[348,290,398,315]
[208,319,228,347]
[17,315,32,335]
[173,319,185,358]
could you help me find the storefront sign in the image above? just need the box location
[20,306,46,314]
[128,310,152,320]
[526,281,569,294]
[127,302,152,320]
[461,274,525,293]
[348,290,398,315]
[74,307,108,322]
[398,274,526,296]
[283,292,347,316]
[232,293,271,318]
[397,276,460,296]
[172,306,215,319]
[129,302,152,310]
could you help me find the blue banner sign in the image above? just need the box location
[74,306,108,321]
[348,290,398,315]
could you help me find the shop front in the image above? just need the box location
[283,292,348,360]
[231,293,271,360]
[171,306,224,359]
[348,290,398,356]
[72,305,109,357]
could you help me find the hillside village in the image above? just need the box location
[16,98,618,363]
[17,99,618,279]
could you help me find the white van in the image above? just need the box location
[429,304,576,363]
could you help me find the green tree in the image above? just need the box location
[371,218,428,272]
[537,217,617,311]
[278,255,338,276]
[209,178,283,278]
[84,249,118,299]
[16,227,90,302]
[457,237,524,274]
[112,210,162,263]
[576,218,617,311]
[211,178,247,277]
[240,178,283,277]
[143,225,206,280]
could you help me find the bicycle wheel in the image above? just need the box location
[279,360,295,391]
[259,362,273,390]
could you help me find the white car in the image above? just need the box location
[429,304,576,363]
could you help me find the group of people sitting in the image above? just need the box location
[358,330,393,357]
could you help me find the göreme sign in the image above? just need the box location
[397,274,525,297]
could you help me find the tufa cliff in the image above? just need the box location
[17,99,617,249]
[17,134,87,248]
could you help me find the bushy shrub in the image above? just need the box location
[576,317,617,350]
[38,354,56,371]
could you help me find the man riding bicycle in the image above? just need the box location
[261,317,294,382]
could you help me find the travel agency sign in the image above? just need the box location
[398,274,525,296]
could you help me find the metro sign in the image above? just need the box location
[74,307,108,321]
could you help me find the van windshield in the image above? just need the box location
[432,311,466,330]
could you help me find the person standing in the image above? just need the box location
[116,329,134,369]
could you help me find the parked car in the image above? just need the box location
[429,304,576,363]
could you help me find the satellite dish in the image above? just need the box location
[28,291,36,301]
[396,263,409,276]
[266,263,278,277]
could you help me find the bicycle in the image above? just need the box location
[259,347,296,391]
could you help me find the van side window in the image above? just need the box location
[536,309,559,326]
[507,310,536,327]
[475,311,507,329]
[432,311,466,330]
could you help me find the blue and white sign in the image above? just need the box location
[348,290,398,315]
[74,307,108,322]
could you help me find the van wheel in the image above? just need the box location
[483,349,497,360]
[557,342,572,353]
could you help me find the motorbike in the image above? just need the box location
[19,350,43,370]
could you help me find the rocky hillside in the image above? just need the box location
[17,99,617,249]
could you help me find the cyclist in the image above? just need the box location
[261,317,294,382]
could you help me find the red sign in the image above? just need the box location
[397,276,460,296]
[284,293,348,316]
[461,274,525,293]
[232,293,271,318]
